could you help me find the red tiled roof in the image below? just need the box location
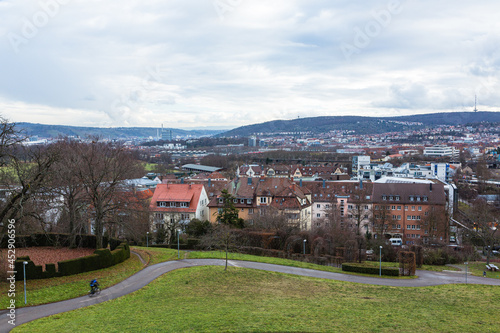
[150,184,204,213]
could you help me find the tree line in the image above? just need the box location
[0,118,146,249]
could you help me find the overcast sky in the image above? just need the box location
[0,0,499,129]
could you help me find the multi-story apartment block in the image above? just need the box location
[371,182,447,245]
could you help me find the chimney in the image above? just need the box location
[430,183,433,191]
[323,179,326,188]
[291,176,294,182]
[299,179,303,187]
[359,179,363,189]
[208,178,211,187]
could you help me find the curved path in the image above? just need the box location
[2,257,500,332]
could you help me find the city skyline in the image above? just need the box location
[1,0,499,129]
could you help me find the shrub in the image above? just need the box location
[44,263,57,278]
[14,259,45,280]
[342,263,399,276]
[109,238,122,251]
[94,249,113,268]
[58,257,83,276]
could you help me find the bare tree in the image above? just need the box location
[74,139,143,248]
[200,223,236,271]
[49,139,89,247]
[0,144,60,233]
[347,187,372,262]
[371,203,392,240]
[467,198,499,265]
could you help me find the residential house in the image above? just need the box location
[208,177,313,230]
[149,184,209,239]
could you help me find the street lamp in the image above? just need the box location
[177,229,181,259]
[303,239,307,255]
[23,261,28,305]
[465,262,468,284]
[379,246,382,276]
[146,232,149,248]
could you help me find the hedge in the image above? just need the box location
[15,242,130,280]
[1,233,109,249]
[342,263,400,276]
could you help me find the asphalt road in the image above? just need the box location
[2,258,499,332]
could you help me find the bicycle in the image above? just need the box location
[89,285,101,296]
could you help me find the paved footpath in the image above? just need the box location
[2,258,500,332]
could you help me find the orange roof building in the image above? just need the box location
[150,184,209,235]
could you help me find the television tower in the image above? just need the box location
[474,95,478,112]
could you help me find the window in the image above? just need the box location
[389,196,393,201]
[317,214,321,218]
[412,206,416,211]
[348,205,353,209]
[325,204,330,209]
[247,199,252,204]
[405,206,408,211]
[317,204,321,208]
[170,202,176,207]
[249,208,254,214]
[395,196,400,201]
[260,197,267,204]
[391,205,396,210]
[180,202,188,208]
[364,205,369,210]
[375,205,379,210]
[397,224,401,229]
[423,196,428,202]
[417,216,421,220]
[418,206,422,211]
[240,199,245,204]
[407,225,411,230]
[397,206,401,210]
[218,198,223,204]
[155,213,164,220]
[233,199,237,203]
[383,196,387,200]
[392,215,397,220]
[410,196,414,201]
[397,215,401,220]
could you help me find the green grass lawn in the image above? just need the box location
[134,247,442,278]
[14,266,500,333]
[454,262,500,279]
[0,254,145,309]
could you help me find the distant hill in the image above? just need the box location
[15,123,224,140]
[220,112,500,137]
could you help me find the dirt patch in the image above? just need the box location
[0,247,95,271]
